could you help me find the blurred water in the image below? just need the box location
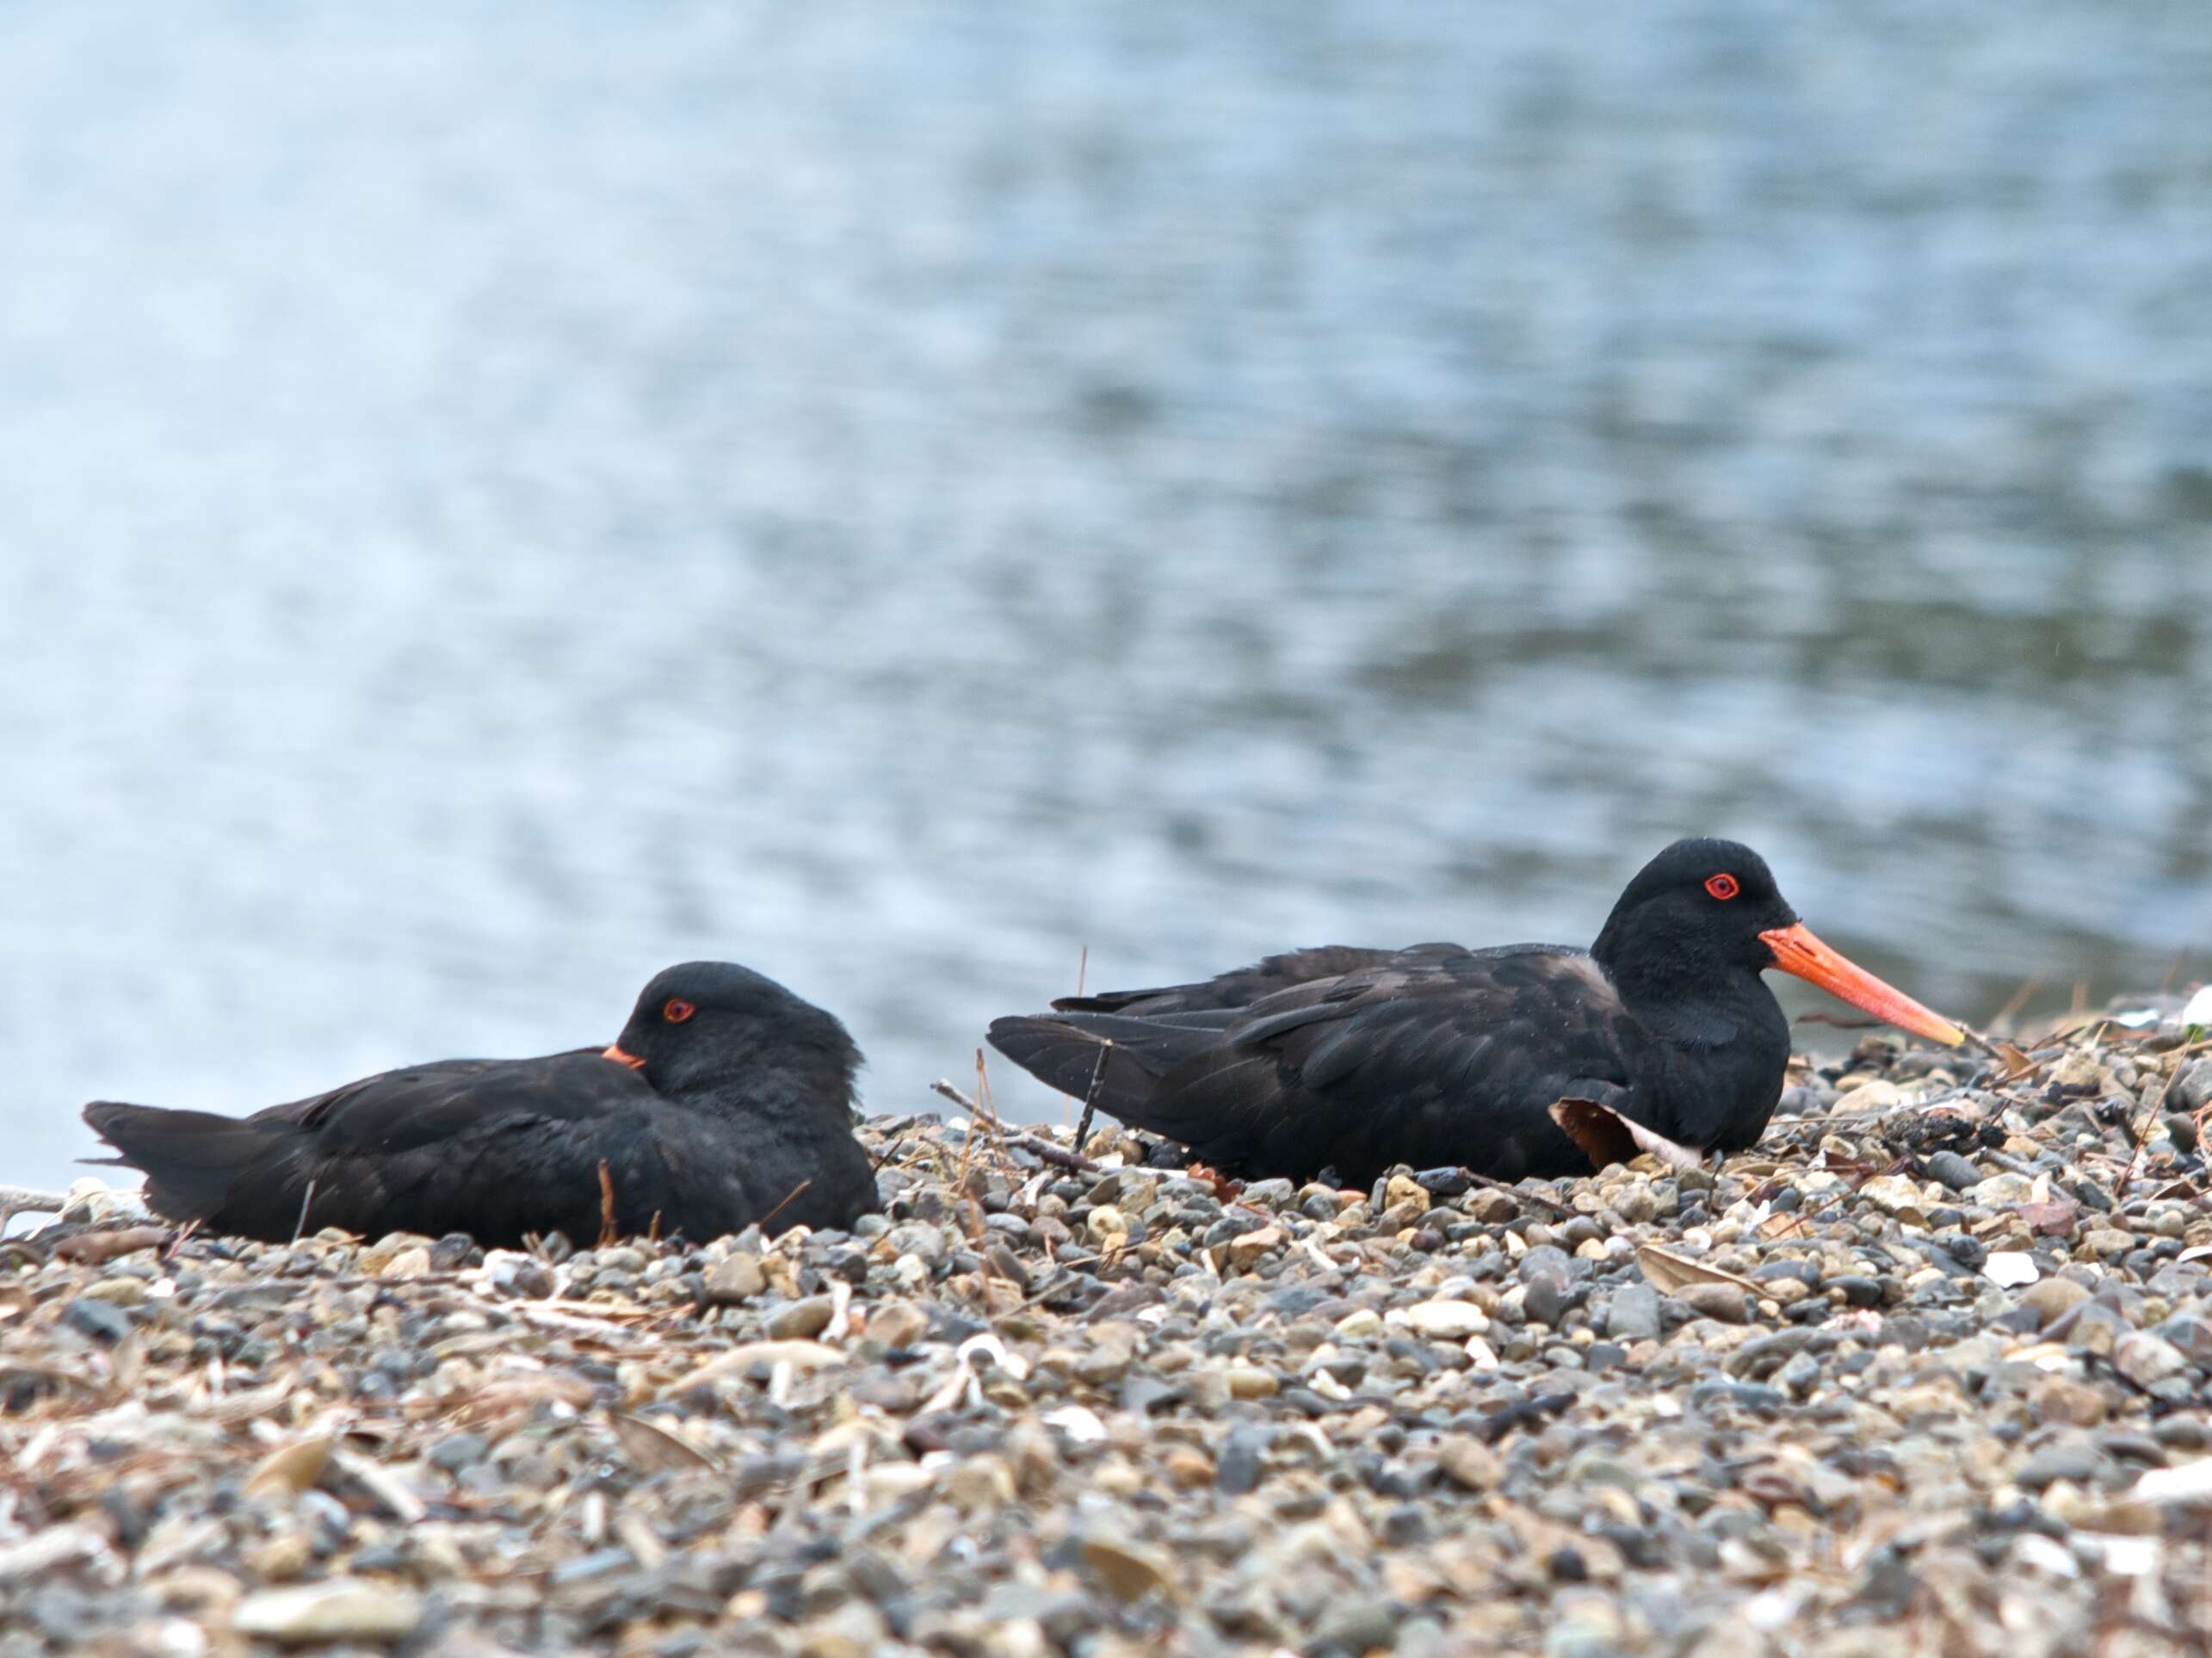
[2,2,2209,1190]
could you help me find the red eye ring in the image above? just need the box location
[663,998,695,1024]
[1705,873,1740,901]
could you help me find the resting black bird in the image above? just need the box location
[83,962,877,1247]
[987,838,1964,1186]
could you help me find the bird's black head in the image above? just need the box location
[1590,838,1798,990]
[603,961,862,1112]
[1591,838,1965,1045]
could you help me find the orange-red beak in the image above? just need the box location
[1759,923,1964,1046]
[602,1043,647,1071]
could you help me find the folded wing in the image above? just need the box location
[992,947,1638,1185]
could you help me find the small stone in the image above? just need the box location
[1227,1226,1282,1269]
[1396,1299,1489,1340]
[1857,1175,1930,1226]
[1678,1283,1748,1324]
[2157,1310,2212,1366]
[1384,1175,1431,1215]
[1087,1205,1128,1242]
[1309,1600,1402,1655]
[1078,1533,1172,1603]
[866,1301,929,1350]
[1604,1284,1661,1342]
[2081,1228,2134,1259]
[1216,1424,1269,1495]
[1333,1307,1383,1339]
[2015,1445,2103,1489]
[942,1455,1016,1513]
[378,1247,432,1279]
[1922,1151,1983,1190]
[1523,1277,1570,1327]
[483,1252,557,1299]
[1469,1191,1518,1224]
[1970,1173,2036,1207]
[2114,1331,2189,1389]
[1437,1437,1505,1491]
[2030,1377,2109,1427]
[426,1432,488,1473]
[246,1529,315,1583]
[702,1253,766,1304]
[764,1296,835,1339]
[1164,1448,1214,1488]
[2022,1278,2093,1327]
[1226,1365,1279,1400]
[61,1298,132,1345]
[233,1580,423,1644]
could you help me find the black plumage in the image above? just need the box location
[83,962,877,1247]
[988,838,1962,1186]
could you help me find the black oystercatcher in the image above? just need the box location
[83,962,878,1247]
[987,838,1964,1185]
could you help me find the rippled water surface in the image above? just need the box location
[3,3,2209,1188]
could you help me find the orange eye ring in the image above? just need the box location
[1705,873,1740,901]
[663,998,695,1024]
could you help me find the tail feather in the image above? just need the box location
[986,1012,1222,1132]
[82,1101,293,1222]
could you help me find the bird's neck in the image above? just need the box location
[669,1052,857,1123]
[1598,950,1778,1046]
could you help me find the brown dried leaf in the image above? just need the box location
[1634,1244,1761,1296]
[1549,1098,1639,1170]
[244,1434,336,1497]
[607,1409,720,1475]
[1550,1098,1707,1172]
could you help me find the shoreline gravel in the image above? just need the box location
[4,993,2211,1655]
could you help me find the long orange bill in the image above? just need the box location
[602,1043,647,1071]
[1758,922,1965,1046]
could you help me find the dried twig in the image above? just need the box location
[1073,1041,1115,1157]
[927,1080,1100,1173]
[756,1179,813,1233]
[2118,1036,2212,1200]
[596,1162,619,1248]
[1461,1170,1574,1220]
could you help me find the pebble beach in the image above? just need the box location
[6,996,2212,1657]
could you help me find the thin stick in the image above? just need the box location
[756,1179,812,1233]
[1010,1134,1100,1174]
[291,1179,318,1246]
[930,1078,980,1112]
[974,1049,1010,1166]
[1992,974,2043,1033]
[926,1082,1100,1172]
[1076,945,1089,1000]
[2117,1036,2212,1200]
[954,1063,984,1193]
[1073,1041,1114,1155]
[1461,1170,1574,1219]
[596,1162,619,1248]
